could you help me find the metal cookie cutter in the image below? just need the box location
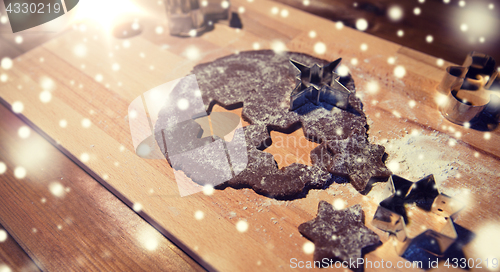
[289,58,352,111]
[371,175,465,258]
[437,52,498,125]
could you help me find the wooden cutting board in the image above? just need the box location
[1,0,499,270]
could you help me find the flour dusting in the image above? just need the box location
[378,131,459,185]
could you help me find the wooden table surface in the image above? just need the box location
[0,0,499,271]
[0,100,204,272]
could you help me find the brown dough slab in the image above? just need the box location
[298,201,380,271]
[154,50,390,198]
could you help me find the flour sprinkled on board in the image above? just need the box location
[379,131,459,185]
[377,130,498,195]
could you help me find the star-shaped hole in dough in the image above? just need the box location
[299,201,380,271]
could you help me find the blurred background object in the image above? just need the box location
[271,0,500,65]
[1,0,499,64]
[165,0,231,36]
[165,0,207,36]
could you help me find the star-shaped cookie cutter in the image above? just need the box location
[289,58,352,111]
[401,221,475,270]
[371,174,465,257]
[437,51,498,125]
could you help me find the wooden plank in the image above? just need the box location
[0,0,499,270]
[0,222,40,272]
[0,103,204,272]
[0,38,23,59]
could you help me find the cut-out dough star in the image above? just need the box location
[311,129,392,191]
[299,201,380,271]
[289,58,352,111]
